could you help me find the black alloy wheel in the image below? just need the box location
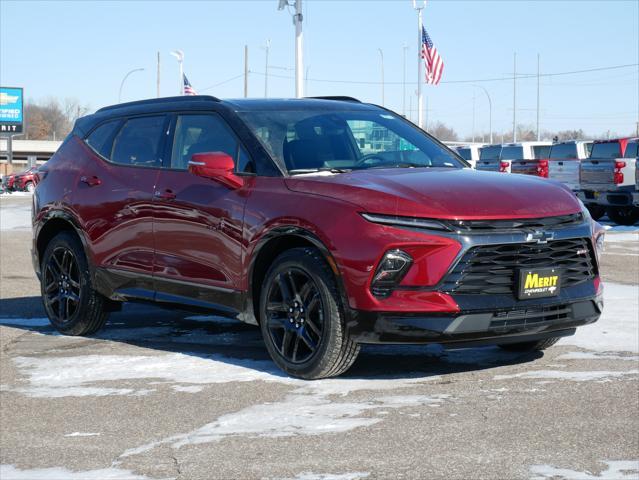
[43,246,82,324]
[265,268,325,364]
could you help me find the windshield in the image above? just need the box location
[591,142,621,159]
[549,143,578,160]
[479,145,501,160]
[238,109,463,173]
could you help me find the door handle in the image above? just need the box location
[80,175,101,187]
[154,189,176,200]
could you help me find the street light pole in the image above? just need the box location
[278,0,304,98]
[472,84,493,144]
[378,48,385,106]
[263,39,271,98]
[170,50,184,96]
[413,1,425,128]
[118,68,145,103]
[402,44,408,116]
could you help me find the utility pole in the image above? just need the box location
[402,44,408,117]
[263,39,271,98]
[378,48,385,106]
[294,0,304,98]
[156,52,161,98]
[536,53,541,141]
[512,52,517,142]
[170,50,184,95]
[414,1,425,128]
[244,45,249,98]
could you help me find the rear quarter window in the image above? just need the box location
[623,142,638,158]
[85,120,121,159]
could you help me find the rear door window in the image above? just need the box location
[111,116,166,167]
[85,120,121,159]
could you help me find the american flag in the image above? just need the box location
[421,26,444,85]
[183,74,197,95]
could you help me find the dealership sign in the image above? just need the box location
[0,86,24,134]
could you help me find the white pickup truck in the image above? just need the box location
[577,137,639,225]
[546,140,593,190]
[478,141,552,173]
[453,145,483,169]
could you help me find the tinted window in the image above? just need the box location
[479,145,501,160]
[591,142,621,159]
[111,116,166,167]
[585,142,593,157]
[170,114,242,170]
[456,148,472,160]
[500,146,524,160]
[85,121,120,159]
[532,145,551,159]
[239,110,462,173]
[623,142,638,158]
[549,143,577,160]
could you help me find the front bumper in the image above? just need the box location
[347,282,603,345]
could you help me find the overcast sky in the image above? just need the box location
[1,0,638,138]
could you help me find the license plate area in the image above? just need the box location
[518,268,561,299]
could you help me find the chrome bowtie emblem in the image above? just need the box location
[526,230,554,244]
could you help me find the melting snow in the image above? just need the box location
[63,432,101,437]
[530,460,639,480]
[0,464,152,480]
[494,369,638,382]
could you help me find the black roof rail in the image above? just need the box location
[96,95,221,113]
[306,96,362,103]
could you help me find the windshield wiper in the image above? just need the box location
[288,167,351,175]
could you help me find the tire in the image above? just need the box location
[498,337,560,352]
[606,206,639,226]
[259,247,360,379]
[586,204,606,221]
[41,231,109,335]
[25,182,35,193]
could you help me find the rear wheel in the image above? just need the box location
[607,206,639,226]
[41,232,109,335]
[259,247,360,379]
[586,204,606,221]
[498,337,560,352]
[25,182,35,193]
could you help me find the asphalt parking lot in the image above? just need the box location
[1,194,638,480]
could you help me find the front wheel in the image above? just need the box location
[607,206,639,226]
[41,231,110,335]
[25,182,35,193]
[259,247,360,379]
[498,337,560,352]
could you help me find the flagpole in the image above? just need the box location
[414,1,424,129]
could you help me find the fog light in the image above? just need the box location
[370,250,413,298]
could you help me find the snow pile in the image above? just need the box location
[530,460,639,480]
[0,464,151,480]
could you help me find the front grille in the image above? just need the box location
[489,304,572,331]
[442,238,596,296]
[445,213,583,233]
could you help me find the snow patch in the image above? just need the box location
[494,369,638,382]
[559,283,639,353]
[64,432,101,437]
[0,464,152,480]
[530,460,639,480]
[0,201,31,231]
[275,473,370,480]
[557,352,639,362]
[171,385,204,393]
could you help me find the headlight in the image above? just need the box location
[361,213,450,231]
[370,249,413,298]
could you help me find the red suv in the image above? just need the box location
[32,96,604,379]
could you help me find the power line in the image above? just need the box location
[199,73,245,92]
[249,63,638,86]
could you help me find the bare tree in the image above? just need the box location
[23,98,90,140]
[428,121,459,141]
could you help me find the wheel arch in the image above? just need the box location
[246,227,346,326]
[36,212,92,274]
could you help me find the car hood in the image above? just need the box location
[285,168,582,219]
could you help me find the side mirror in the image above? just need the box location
[188,152,244,189]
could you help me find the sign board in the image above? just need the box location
[0,86,24,134]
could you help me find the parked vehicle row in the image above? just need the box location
[1,166,40,193]
[452,138,639,225]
